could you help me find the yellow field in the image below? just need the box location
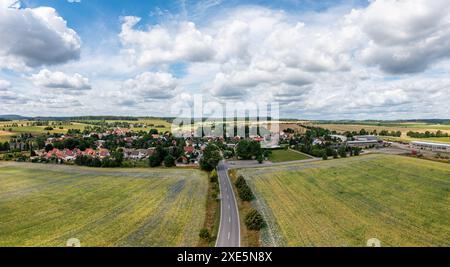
[0,163,208,247]
[238,154,450,247]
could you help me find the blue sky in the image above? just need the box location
[0,0,449,119]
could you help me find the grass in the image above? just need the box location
[268,149,311,163]
[238,154,450,247]
[0,162,208,247]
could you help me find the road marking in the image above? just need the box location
[227,195,229,199]
[228,204,230,209]
[227,232,230,240]
[229,216,231,223]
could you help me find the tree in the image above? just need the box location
[149,153,162,167]
[164,155,176,167]
[236,140,261,160]
[45,143,54,152]
[112,149,124,166]
[338,146,347,158]
[199,144,222,171]
[245,209,265,230]
[332,150,338,159]
[235,176,254,201]
[256,153,264,164]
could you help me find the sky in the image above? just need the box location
[0,0,449,119]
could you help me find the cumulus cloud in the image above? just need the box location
[105,72,178,106]
[0,2,81,71]
[30,69,91,90]
[0,79,10,91]
[120,16,215,66]
[353,0,450,74]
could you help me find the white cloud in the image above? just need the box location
[353,0,450,74]
[110,72,178,105]
[120,16,215,66]
[0,79,11,91]
[0,3,81,71]
[30,69,91,90]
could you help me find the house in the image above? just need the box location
[353,135,378,141]
[98,148,110,158]
[122,148,154,160]
[184,146,195,154]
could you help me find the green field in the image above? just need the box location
[268,149,311,163]
[0,163,208,247]
[238,154,450,247]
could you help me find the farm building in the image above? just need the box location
[410,141,450,153]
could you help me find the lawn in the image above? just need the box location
[268,149,311,163]
[238,154,450,247]
[0,163,208,247]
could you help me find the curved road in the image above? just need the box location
[215,161,240,247]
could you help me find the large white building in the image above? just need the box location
[410,141,450,153]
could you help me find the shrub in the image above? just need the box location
[210,169,218,183]
[149,153,161,167]
[199,228,210,241]
[163,155,176,167]
[235,176,254,201]
[322,153,328,160]
[256,153,264,164]
[245,209,265,230]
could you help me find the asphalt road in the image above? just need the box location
[215,161,240,247]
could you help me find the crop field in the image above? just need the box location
[238,154,450,247]
[0,121,91,136]
[0,163,208,247]
[268,149,311,163]
[315,123,450,138]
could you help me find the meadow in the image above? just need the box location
[238,154,450,247]
[0,163,208,247]
[267,149,311,163]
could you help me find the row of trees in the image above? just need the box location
[407,130,449,138]
[74,150,124,167]
[234,175,265,230]
[343,129,401,137]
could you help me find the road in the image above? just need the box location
[215,161,240,247]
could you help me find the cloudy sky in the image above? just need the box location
[0,0,449,119]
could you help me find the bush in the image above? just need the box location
[149,153,161,167]
[164,155,176,167]
[235,176,254,201]
[210,169,218,183]
[199,228,210,241]
[245,209,265,230]
[256,153,264,164]
[322,153,328,160]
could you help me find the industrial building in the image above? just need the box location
[410,141,450,153]
[347,135,381,148]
